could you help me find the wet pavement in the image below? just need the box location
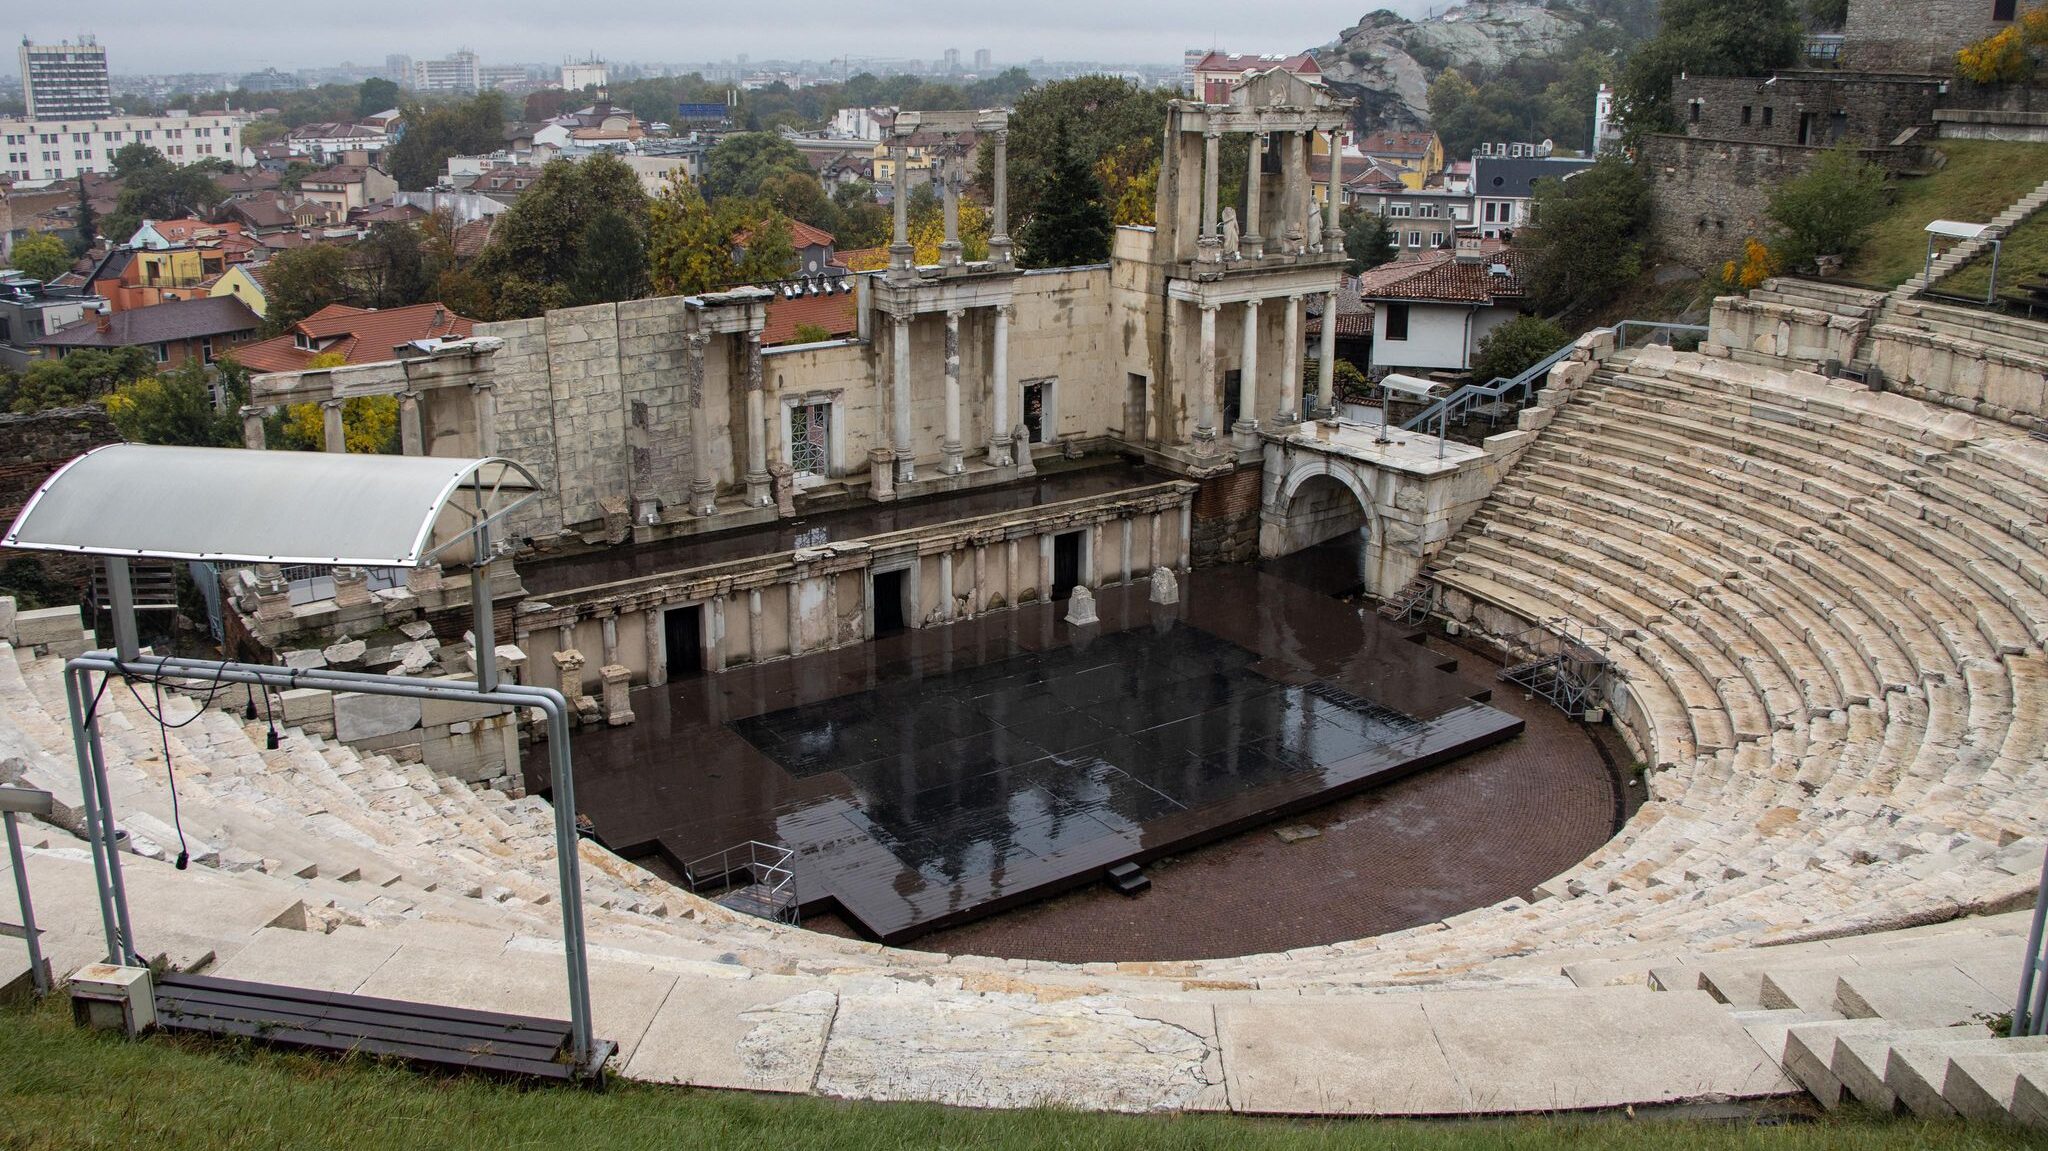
[521,457,1172,596]
[542,567,1526,944]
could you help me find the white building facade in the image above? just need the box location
[20,38,113,120]
[1,111,254,183]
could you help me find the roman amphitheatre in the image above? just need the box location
[6,80,2048,1122]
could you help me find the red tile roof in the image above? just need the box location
[1355,245,1524,305]
[787,220,835,249]
[762,289,858,346]
[235,301,476,373]
[1192,51,1320,76]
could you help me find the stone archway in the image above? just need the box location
[1259,463,1379,592]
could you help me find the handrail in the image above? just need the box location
[684,839,797,923]
[1401,321,1710,433]
[1,784,53,996]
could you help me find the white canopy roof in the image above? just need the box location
[1926,219,1989,241]
[4,445,540,568]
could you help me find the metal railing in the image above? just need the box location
[682,840,799,926]
[1,784,53,997]
[2017,847,2048,1036]
[1399,322,1709,435]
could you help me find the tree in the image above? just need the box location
[9,233,71,281]
[383,93,506,191]
[702,133,813,201]
[908,194,989,265]
[263,245,355,333]
[109,141,169,181]
[1615,0,1804,139]
[72,173,98,255]
[830,182,892,249]
[1519,156,1654,321]
[646,177,729,296]
[0,346,156,413]
[278,160,317,192]
[571,208,650,306]
[1956,10,2048,85]
[1343,214,1397,275]
[357,77,399,118]
[99,146,225,245]
[1766,144,1889,270]
[1804,0,1849,31]
[1471,315,1571,383]
[1016,118,1113,269]
[102,360,239,447]
[355,222,431,309]
[984,77,1171,239]
[474,155,648,297]
[789,322,833,344]
[760,169,840,235]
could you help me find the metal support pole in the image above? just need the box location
[105,556,139,662]
[3,802,50,994]
[2016,845,2048,1037]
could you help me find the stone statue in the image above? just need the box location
[1306,202,1324,253]
[1285,223,1305,256]
[1221,207,1241,259]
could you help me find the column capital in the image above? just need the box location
[1199,301,1220,314]
[893,312,912,330]
[1203,126,1224,140]
[1243,297,1261,311]
[944,306,965,323]
[685,331,710,349]
[468,378,496,394]
[992,127,1009,145]
[1287,292,1305,303]
[745,330,763,346]
[319,396,345,410]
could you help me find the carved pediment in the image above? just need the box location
[1226,68,1340,113]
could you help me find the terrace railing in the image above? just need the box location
[1398,321,1706,434]
[683,840,799,926]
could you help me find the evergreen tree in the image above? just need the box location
[1017,118,1113,270]
[572,208,650,306]
[1519,156,1654,322]
[1343,214,1397,275]
[72,173,98,255]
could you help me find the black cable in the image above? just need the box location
[261,674,281,749]
[151,675,190,871]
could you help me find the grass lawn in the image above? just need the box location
[1840,140,2048,289]
[5,998,2046,1151]
[1940,206,2048,303]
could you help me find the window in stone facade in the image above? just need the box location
[791,401,830,476]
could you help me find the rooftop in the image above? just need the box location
[36,295,260,349]
[234,301,476,373]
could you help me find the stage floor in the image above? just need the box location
[544,568,1524,943]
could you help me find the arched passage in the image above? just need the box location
[1260,465,1377,592]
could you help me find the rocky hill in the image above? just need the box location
[1312,2,1614,131]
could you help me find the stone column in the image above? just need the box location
[1179,501,1193,569]
[1234,298,1260,449]
[1120,519,1133,585]
[1038,533,1053,599]
[240,405,265,450]
[1199,127,1222,262]
[600,613,620,667]
[989,128,1012,266]
[787,581,804,657]
[747,588,764,661]
[1195,302,1218,443]
[1245,133,1265,259]
[941,308,964,474]
[710,596,729,671]
[398,391,423,456]
[1317,289,1339,416]
[686,333,715,516]
[321,398,346,453]
[1286,131,1307,252]
[1279,294,1302,424]
[1325,128,1345,255]
[988,305,1012,466]
[470,381,497,455]
[939,551,955,622]
[889,138,911,278]
[743,331,770,507]
[644,610,667,688]
[891,314,914,483]
[939,138,963,269]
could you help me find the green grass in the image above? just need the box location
[1940,206,2048,302]
[1840,140,2048,289]
[5,998,2046,1151]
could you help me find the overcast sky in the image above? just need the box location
[17,3,1436,74]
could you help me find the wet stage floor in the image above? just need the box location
[546,568,1525,943]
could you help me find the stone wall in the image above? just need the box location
[0,405,121,606]
[1671,73,1940,149]
[1642,135,1900,273]
[1190,466,1263,566]
[1865,305,2048,427]
[1842,0,2046,73]
[1707,293,1879,368]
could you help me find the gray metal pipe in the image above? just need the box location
[64,650,595,1071]
[2019,844,2048,1037]
[63,666,128,964]
[3,807,49,994]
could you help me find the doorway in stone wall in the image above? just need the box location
[664,604,704,679]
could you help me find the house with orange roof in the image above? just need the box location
[233,301,475,374]
[1189,51,1320,103]
[206,262,272,319]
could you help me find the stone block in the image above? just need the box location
[278,688,333,727]
[282,648,327,671]
[0,596,15,643]
[333,692,423,743]
[13,605,82,648]
[601,664,635,726]
[420,675,514,726]
[419,716,518,784]
[321,637,367,665]
[1148,566,1180,605]
[1063,585,1099,626]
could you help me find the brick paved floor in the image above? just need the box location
[803,633,1632,963]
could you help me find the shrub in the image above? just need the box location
[1722,237,1780,291]
[1767,145,1889,270]
[1956,11,2048,85]
[1471,315,1571,384]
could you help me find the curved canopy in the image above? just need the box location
[4,445,540,568]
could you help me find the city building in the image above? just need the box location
[34,292,259,365]
[299,163,398,216]
[1470,153,1596,238]
[0,273,94,371]
[1356,240,1526,376]
[237,68,302,94]
[233,300,474,372]
[412,51,481,95]
[0,110,254,183]
[19,37,113,120]
[973,49,992,72]
[562,57,608,91]
[1360,185,1477,254]
[205,261,270,319]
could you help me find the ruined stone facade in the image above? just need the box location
[0,405,121,601]
[1842,0,2047,73]
[1670,73,1942,149]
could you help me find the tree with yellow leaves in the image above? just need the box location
[1723,237,1780,291]
[273,353,400,453]
[906,187,989,265]
[1956,10,2047,84]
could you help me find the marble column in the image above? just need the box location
[470,381,497,455]
[888,139,911,277]
[1317,290,1338,417]
[988,305,1012,467]
[1286,131,1307,252]
[939,551,955,622]
[686,333,715,516]
[939,138,963,269]
[1178,501,1193,569]
[891,314,914,483]
[644,611,666,688]
[747,588,764,662]
[1233,298,1260,449]
[1195,302,1218,443]
[398,391,423,456]
[1200,128,1222,262]
[321,398,346,453]
[988,128,1012,266]
[743,332,770,507]
[1326,128,1346,255]
[941,308,964,474]
[710,596,728,671]
[240,405,265,450]
[786,581,804,657]
[1278,294,1302,424]
[1120,519,1133,585]
[1245,133,1265,259]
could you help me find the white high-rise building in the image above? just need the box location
[562,57,607,91]
[20,36,113,120]
[0,110,254,184]
[412,50,481,95]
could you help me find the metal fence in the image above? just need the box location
[1400,322,1709,434]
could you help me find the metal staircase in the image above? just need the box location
[1495,620,1615,721]
[1377,571,1438,626]
[682,840,800,926]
